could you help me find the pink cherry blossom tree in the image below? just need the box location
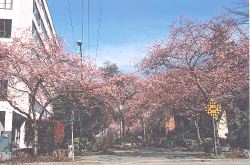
[138,16,248,143]
[0,33,101,155]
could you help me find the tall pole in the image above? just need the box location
[212,118,218,155]
[207,99,221,156]
[71,110,74,160]
[76,40,83,151]
[79,44,83,63]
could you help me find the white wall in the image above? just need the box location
[0,0,56,148]
[218,112,229,139]
[0,0,55,41]
[0,0,33,39]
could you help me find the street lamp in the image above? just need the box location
[76,40,83,152]
[76,40,83,63]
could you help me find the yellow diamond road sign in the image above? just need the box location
[207,99,221,118]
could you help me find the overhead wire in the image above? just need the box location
[95,0,102,60]
[81,0,84,46]
[67,0,76,52]
[87,0,90,56]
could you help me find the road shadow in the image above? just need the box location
[113,147,202,159]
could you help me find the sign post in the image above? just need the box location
[207,99,221,155]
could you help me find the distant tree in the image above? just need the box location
[99,61,120,78]
[226,0,249,25]
[53,94,110,150]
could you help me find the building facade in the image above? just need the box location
[0,0,56,153]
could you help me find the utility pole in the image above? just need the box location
[212,118,218,155]
[207,99,221,156]
[71,110,74,160]
[76,40,83,151]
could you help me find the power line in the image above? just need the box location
[95,0,102,60]
[81,0,84,43]
[87,0,90,56]
[67,0,76,51]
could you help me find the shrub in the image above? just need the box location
[224,149,249,159]
[11,148,34,163]
[160,138,174,148]
[219,138,229,147]
[166,130,198,148]
[203,138,213,147]
[10,148,70,163]
[184,139,198,148]
[94,132,115,151]
[203,138,214,153]
[72,137,93,155]
[24,119,64,154]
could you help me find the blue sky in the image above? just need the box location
[47,0,237,72]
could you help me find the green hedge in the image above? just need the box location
[24,120,64,155]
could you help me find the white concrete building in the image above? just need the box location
[0,0,56,152]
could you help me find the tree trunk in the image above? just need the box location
[194,117,202,144]
[142,118,146,145]
[32,122,39,156]
[146,128,153,148]
[120,116,123,147]
[122,116,125,141]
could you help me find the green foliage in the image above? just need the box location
[38,120,55,154]
[94,132,116,151]
[172,131,198,147]
[24,120,55,154]
[219,138,229,147]
[72,137,93,155]
[203,138,214,153]
[184,139,198,148]
[24,120,33,147]
[203,138,213,147]
[209,154,226,159]
[72,138,81,155]
[24,120,65,155]
[159,137,174,148]
[227,110,249,149]
[160,131,199,149]
[53,94,110,149]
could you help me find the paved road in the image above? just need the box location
[73,147,250,165]
[1,147,249,165]
[9,159,250,165]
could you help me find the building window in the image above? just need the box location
[41,0,53,35]
[0,80,7,100]
[0,0,13,9]
[33,0,49,38]
[0,19,12,38]
[32,22,43,45]
[41,20,48,39]
[33,1,41,27]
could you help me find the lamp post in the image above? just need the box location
[76,40,83,63]
[76,40,83,151]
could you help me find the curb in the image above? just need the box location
[1,159,250,165]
